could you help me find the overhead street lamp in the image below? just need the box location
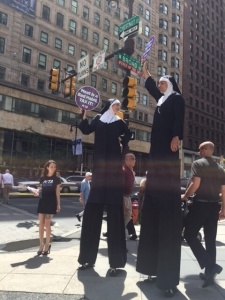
[107,0,118,11]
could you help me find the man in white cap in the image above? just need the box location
[136,61,185,297]
[76,172,92,222]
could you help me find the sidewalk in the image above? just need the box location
[1,204,225,299]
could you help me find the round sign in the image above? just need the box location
[75,86,100,111]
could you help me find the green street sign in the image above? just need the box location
[118,16,141,40]
[117,53,142,75]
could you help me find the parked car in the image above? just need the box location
[65,175,84,192]
[59,177,80,193]
[16,180,40,192]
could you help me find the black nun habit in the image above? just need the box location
[136,75,185,292]
[78,99,132,270]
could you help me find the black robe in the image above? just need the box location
[136,77,185,290]
[78,115,131,268]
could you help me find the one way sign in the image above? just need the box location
[118,16,142,40]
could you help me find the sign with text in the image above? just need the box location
[0,0,36,18]
[75,86,100,111]
[118,16,142,40]
[142,35,155,60]
[118,53,142,75]
[92,50,106,72]
[77,55,89,81]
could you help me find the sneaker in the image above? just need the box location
[76,214,81,222]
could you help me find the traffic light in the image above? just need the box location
[70,76,76,97]
[122,76,137,111]
[49,68,60,91]
[64,75,76,98]
[64,76,71,98]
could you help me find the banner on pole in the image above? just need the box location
[72,136,82,156]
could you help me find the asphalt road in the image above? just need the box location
[8,194,83,229]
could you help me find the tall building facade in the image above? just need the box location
[0,0,157,177]
[0,0,224,177]
[182,0,225,174]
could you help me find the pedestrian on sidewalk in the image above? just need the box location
[77,99,132,276]
[182,141,225,288]
[2,169,14,204]
[103,153,138,240]
[35,160,61,256]
[76,172,92,222]
[136,60,185,298]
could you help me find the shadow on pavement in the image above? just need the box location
[11,255,52,269]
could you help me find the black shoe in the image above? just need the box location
[76,214,81,222]
[109,268,117,277]
[102,232,108,237]
[130,234,138,240]
[42,244,51,255]
[202,264,223,288]
[78,263,95,270]
[199,272,206,281]
[164,287,178,298]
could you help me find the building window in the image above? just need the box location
[40,31,48,43]
[21,74,30,87]
[56,12,64,28]
[37,79,45,91]
[159,4,168,15]
[0,66,6,79]
[38,53,47,69]
[91,74,97,88]
[145,25,150,36]
[104,18,110,32]
[145,9,150,20]
[83,6,89,20]
[82,26,88,40]
[159,19,168,29]
[114,25,119,37]
[102,78,107,91]
[0,12,7,25]
[80,50,87,59]
[95,0,101,7]
[68,44,75,56]
[142,95,147,106]
[138,4,143,15]
[42,5,50,21]
[71,0,78,13]
[55,38,62,50]
[94,13,100,26]
[69,20,76,34]
[0,37,5,54]
[103,61,108,70]
[103,38,109,51]
[22,47,31,64]
[25,24,33,37]
[112,82,117,95]
[58,0,65,6]
[53,59,61,69]
[159,34,167,45]
[137,37,142,49]
[93,32,99,46]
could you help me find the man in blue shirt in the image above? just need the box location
[76,172,92,222]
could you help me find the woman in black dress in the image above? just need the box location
[136,61,185,297]
[37,160,61,255]
[78,99,132,276]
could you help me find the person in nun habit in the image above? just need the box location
[136,60,185,297]
[77,99,132,276]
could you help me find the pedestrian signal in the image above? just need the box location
[49,68,60,91]
[122,77,137,111]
